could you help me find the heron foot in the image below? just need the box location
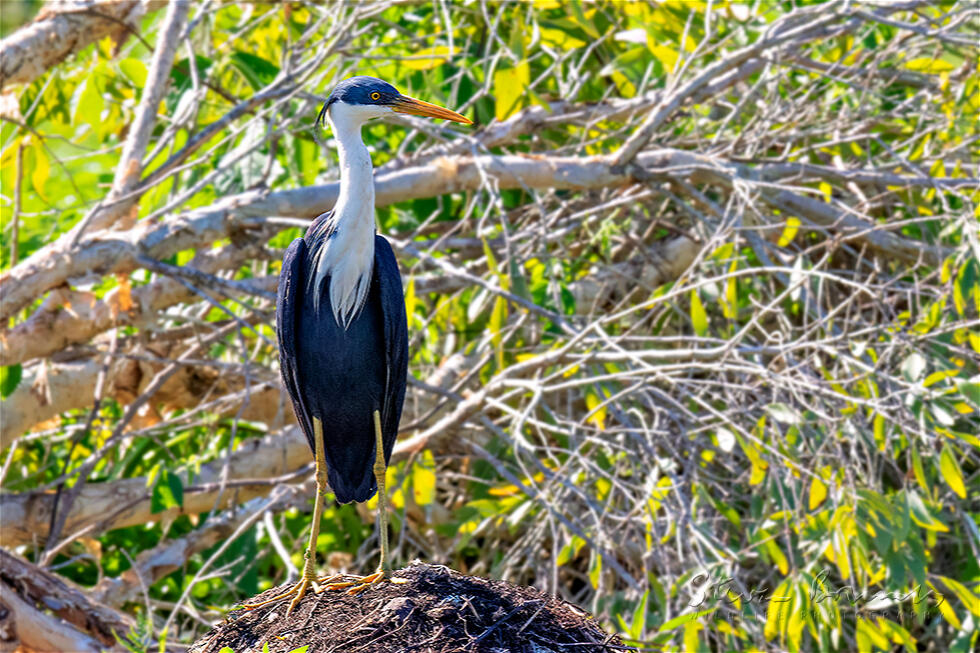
[321,569,409,595]
[241,573,342,616]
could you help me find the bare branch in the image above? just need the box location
[0,0,156,89]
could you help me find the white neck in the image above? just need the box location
[310,108,377,328]
[332,110,376,222]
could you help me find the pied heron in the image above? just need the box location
[246,77,471,616]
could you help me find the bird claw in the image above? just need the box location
[241,573,342,616]
[321,570,407,595]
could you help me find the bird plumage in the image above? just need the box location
[278,216,408,503]
[254,76,469,615]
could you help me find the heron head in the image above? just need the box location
[318,76,472,129]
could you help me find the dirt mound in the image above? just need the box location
[190,562,630,653]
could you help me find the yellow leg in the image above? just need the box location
[243,418,340,615]
[322,410,406,595]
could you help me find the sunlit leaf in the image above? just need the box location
[938,446,966,498]
[588,551,602,589]
[764,579,793,640]
[904,57,956,73]
[493,62,530,121]
[119,58,148,87]
[585,387,607,430]
[648,44,679,71]
[30,140,49,202]
[72,76,103,127]
[937,576,980,618]
[539,27,586,49]
[412,450,436,506]
[690,291,708,337]
[809,476,828,510]
[401,47,450,71]
[777,217,800,247]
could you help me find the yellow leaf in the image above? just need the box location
[401,47,450,71]
[609,71,636,98]
[490,295,507,366]
[683,620,703,651]
[493,62,530,121]
[749,462,767,485]
[31,140,49,201]
[585,388,607,430]
[412,450,436,506]
[589,552,602,589]
[934,590,962,629]
[764,537,789,575]
[938,576,980,617]
[722,260,738,319]
[556,535,585,566]
[404,277,416,327]
[818,182,833,202]
[690,291,708,336]
[939,446,966,498]
[777,217,800,247]
[647,43,678,71]
[809,476,828,510]
[764,579,793,640]
[539,27,586,49]
[857,617,891,650]
[904,57,956,73]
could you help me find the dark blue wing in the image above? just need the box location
[374,234,408,465]
[276,237,316,452]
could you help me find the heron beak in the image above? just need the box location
[391,95,472,124]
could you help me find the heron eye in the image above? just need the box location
[371,92,381,101]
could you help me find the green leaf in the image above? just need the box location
[72,76,103,127]
[629,589,649,639]
[939,446,967,498]
[230,52,280,90]
[955,378,980,408]
[218,648,235,653]
[118,58,148,87]
[658,609,712,633]
[287,647,309,653]
[690,291,708,337]
[907,490,948,532]
[0,364,22,399]
[151,469,184,513]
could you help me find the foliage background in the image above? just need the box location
[1,1,978,651]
